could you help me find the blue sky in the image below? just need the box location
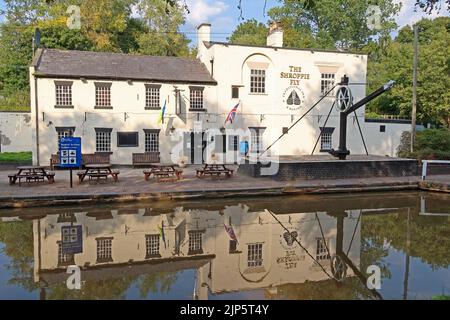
[1,0,449,42]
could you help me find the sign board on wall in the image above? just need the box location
[61,225,83,254]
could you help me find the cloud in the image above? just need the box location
[185,0,228,26]
[394,0,449,27]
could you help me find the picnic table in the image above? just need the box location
[8,166,55,186]
[77,164,120,183]
[196,164,234,179]
[143,165,183,182]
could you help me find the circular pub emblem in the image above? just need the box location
[282,86,306,111]
[279,226,300,250]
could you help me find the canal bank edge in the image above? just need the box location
[1,178,448,209]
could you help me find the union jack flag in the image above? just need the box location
[224,224,238,243]
[225,102,239,124]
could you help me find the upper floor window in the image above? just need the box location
[231,86,240,99]
[250,69,266,93]
[55,81,73,108]
[144,129,160,152]
[189,86,204,110]
[247,243,263,267]
[188,230,203,255]
[321,73,335,96]
[95,128,112,152]
[145,84,161,109]
[95,82,112,108]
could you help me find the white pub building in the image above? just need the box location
[30,22,410,166]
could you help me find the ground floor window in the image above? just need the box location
[247,243,263,267]
[57,241,74,266]
[96,237,113,262]
[56,127,75,147]
[316,238,330,261]
[188,230,203,255]
[144,129,160,152]
[250,127,266,154]
[117,132,138,147]
[95,128,112,152]
[320,127,335,151]
[145,234,160,258]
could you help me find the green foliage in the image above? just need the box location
[432,295,450,300]
[228,19,268,46]
[0,152,32,163]
[267,0,400,51]
[366,17,450,127]
[397,129,450,159]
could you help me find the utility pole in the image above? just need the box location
[411,24,418,153]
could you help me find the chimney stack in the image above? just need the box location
[197,23,211,60]
[266,21,283,47]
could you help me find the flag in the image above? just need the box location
[158,221,166,248]
[225,102,239,124]
[158,99,167,124]
[224,224,238,243]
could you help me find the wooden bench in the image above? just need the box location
[196,165,234,179]
[77,169,120,183]
[132,152,160,167]
[50,153,110,170]
[144,168,183,182]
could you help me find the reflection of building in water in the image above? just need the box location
[33,205,361,299]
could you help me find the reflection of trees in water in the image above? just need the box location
[362,213,450,269]
[137,272,178,298]
[0,221,38,292]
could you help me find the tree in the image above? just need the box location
[134,0,190,57]
[267,0,401,51]
[228,19,268,46]
[415,0,450,13]
[366,17,450,127]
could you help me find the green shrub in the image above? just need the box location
[396,129,450,160]
[0,152,32,163]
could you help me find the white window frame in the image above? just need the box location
[247,243,263,267]
[145,234,160,257]
[321,73,336,96]
[189,87,204,110]
[144,129,160,152]
[250,69,266,94]
[95,82,112,108]
[188,231,203,254]
[96,238,113,262]
[145,84,161,109]
[55,81,73,107]
[316,238,330,261]
[95,128,112,152]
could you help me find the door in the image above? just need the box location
[183,131,207,164]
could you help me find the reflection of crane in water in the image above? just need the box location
[266,209,384,300]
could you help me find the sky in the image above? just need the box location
[0,0,449,42]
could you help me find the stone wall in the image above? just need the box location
[0,112,32,153]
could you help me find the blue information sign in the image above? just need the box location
[59,137,82,168]
[61,225,83,254]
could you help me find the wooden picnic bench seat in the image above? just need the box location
[196,166,233,178]
[50,153,110,170]
[132,152,160,167]
[143,168,182,182]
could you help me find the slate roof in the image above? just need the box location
[32,48,216,84]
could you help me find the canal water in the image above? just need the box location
[0,191,449,300]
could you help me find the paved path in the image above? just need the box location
[0,165,447,208]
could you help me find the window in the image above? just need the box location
[231,86,240,99]
[95,128,112,152]
[188,231,203,255]
[96,238,113,262]
[321,73,336,96]
[228,135,239,151]
[250,127,265,153]
[55,81,73,107]
[145,84,161,109]
[189,87,204,110]
[380,125,386,132]
[145,234,160,258]
[320,127,335,151]
[117,132,138,147]
[95,82,112,108]
[250,69,266,93]
[229,240,238,253]
[247,243,263,267]
[316,238,330,261]
[56,127,75,146]
[57,242,74,266]
[144,129,160,152]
